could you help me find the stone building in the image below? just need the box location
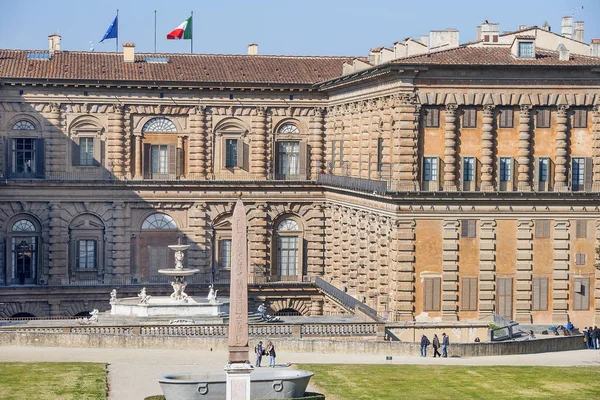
[1,17,600,326]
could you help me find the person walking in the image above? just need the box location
[442,333,449,358]
[592,326,600,349]
[267,341,276,367]
[419,334,430,357]
[254,341,264,367]
[432,334,441,358]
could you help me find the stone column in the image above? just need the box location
[393,94,418,191]
[441,220,459,321]
[380,102,393,180]
[308,107,326,180]
[592,105,600,191]
[388,219,415,321]
[134,134,142,179]
[515,219,534,323]
[443,104,458,191]
[517,105,532,191]
[554,105,569,192]
[552,220,570,323]
[107,104,125,178]
[176,135,185,178]
[47,203,67,285]
[481,105,495,191]
[188,106,207,178]
[250,107,267,178]
[122,106,132,177]
[595,220,600,325]
[205,108,214,175]
[478,220,496,317]
[48,300,62,317]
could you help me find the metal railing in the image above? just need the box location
[314,277,381,322]
[317,173,389,194]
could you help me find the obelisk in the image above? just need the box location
[225,194,252,400]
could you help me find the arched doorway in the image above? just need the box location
[6,218,40,285]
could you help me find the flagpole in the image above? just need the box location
[116,9,119,53]
[154,10,157,53]
[190,11,193,54]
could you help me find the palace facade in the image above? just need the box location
[1,17,600,326]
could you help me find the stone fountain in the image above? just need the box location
[110,240,229,318]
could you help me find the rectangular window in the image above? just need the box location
[151,144,168,174]
[423,157,438,182]
[424,108,440,128]
[463,157,474,182]
[572,157,585,191]
[277,141,300,176]
[499,157,511,182]
[278,236,299,276]
[461,219,476,238]
[536,108,550,128]
[576,220,587,238]
[573,109,587,128]
[77,240,96,269]
[220,239,232,269]
[461,277,478,311]
[499,108,514,128]
[424,277,441,311]
[532,277,548,311]
[225,139,238,168]
[573,277,590,310]
[79,137,95,166]
[12,138,37,174]
[497,277,513,319]
[575,253,587,266]
[518,42,534,57]
[463,108,477,128]
[538,157,549,183]
[376,138,383,172]
[535,220,550,238]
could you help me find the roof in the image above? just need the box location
[391,46,600,66]
[0,50,354,85]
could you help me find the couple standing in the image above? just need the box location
[254,340,276,367]
[420,333,449,358]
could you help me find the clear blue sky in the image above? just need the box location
[1,0,599,56]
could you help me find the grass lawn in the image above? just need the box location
[0,362,106,400]
[298,364,600,400]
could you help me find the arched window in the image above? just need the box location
[12,120,36,131]
[278,123,300,135]
[142,118,177,133]
[8,219,39,285]
[142,213,177,230]
[275,218,301,279]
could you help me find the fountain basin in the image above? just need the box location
[157,268,200,276]
[158,368,313,400]
[111,296,229,317]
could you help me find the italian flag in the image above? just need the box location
[167,16,192,40]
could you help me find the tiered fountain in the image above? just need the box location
[110,240,229,318]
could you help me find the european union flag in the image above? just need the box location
[100,15,118,42]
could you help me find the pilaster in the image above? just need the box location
[47,202,67,285]
[515,219,534,323]
[43,102,63,175]
[595,220,600,325]
[187,203,208,277]
[478,220,496,316]
[388,219,415,321]
[592,105,600,191]
[250,107,267,177]
[443,104,458,191]
[552,220,570,323]
[308,107,326,179]
[481,105,495,191]
[109,202,130,280]
[248,203,268,279]
[441,219,459,321]
[392,94,419,191]
[188,105,207,178]
[554,106,569,192]
[380,103,393,180]
[517,105,532,191]
[107,104,125,178]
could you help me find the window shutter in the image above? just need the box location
[2,137,10,178]
[548,159,555,191]
[236,139,244,168]
[433,277,441,311]
[475,158,481,191]
[468,220,476,238]
[71,137,81,166]
[168,144,176,176]
[533,277,540,310]
[35,138,45,178]
[425,109,432,127]
[93,240,98,269]
[143,143,151,177]
[222,138,229,169]
[461,278,469,310]
[243,142,250,171]
[585,157,593,192]
[424,278,432,311]
[540,278,548,311]
[92,137,102,166]
[299,141,307,178]
[576,220,587,238]
[470,278,477,311]
[433,108,439,128]
[496,157,501,190]
[461,220,469,237]
[511,157,517,191]
[340,141,345,168]
[532,156,539,191]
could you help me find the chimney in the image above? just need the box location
[48,34,61,53]
[561,16,573,38]
[476,25,482,41]
[369,48,382,65]
[591,39,600,57]
[419,35,429,48]
[248,43,258,55]
[480,22,500,44]
[573,21,584,42]
[519,25,527,30]
[557,43,570,61]
[542,21,551,32]
[123,42,135,63]
[429,29,459,52]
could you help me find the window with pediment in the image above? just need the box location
[12,120,36,131]
[142,213,177,230]
[142,118,177,133]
